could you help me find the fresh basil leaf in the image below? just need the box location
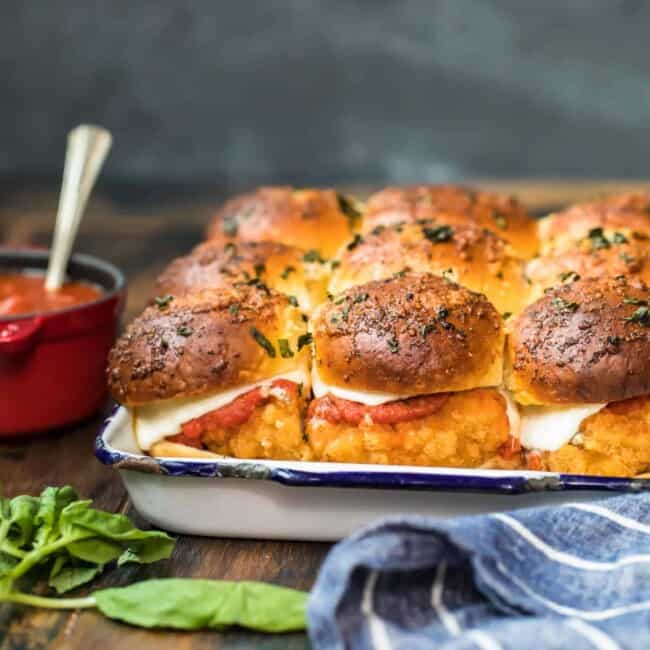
[49,554,67,579]
[0,553,18,578]
[67,538,124,565]
[33,486,78,548]
[58,501,174,565]
[6,496,39,547]
[94,579,308,632]
[48,562,103,595]
[0,575,12,596]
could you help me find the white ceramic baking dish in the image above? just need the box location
[96,407,649,541]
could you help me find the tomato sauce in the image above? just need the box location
[0,273,103,316]
[499,436,521,460]
[168,379,299,448]
[307,392,449,426]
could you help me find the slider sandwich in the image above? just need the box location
[107,286,313,460]
[153,239,329,310]
[506,276,650,476]
[526,235,650,297]
[362,185,539,259]
[328,220,530,317]
[538,192,650,255]
[306,272,517,468]
[206,186,361,259]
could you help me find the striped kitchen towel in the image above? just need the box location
[308,493,650,650]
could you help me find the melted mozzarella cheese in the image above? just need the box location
[498,388,521,437]
[519,403,606,452]
[132,370,308,450]
[312,365,412,406]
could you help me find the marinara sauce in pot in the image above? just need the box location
[0,249,125,435]
[0,273,104,316]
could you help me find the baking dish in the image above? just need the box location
[95,406,649,541]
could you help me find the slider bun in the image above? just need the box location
[507,277,650,405]
[149,441,223,459]
[526,239,650,295]
[363,185,539,259]
[107,286,309,406]
[206,186,356,259]
[312,272,504,395]
[329,221,530,315]
[153,240,326,309]
[538,192,650,254]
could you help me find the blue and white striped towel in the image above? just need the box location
[308,493,650,650]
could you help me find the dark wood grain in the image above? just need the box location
[0,179,647,648]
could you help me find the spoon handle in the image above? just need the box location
[45,125,112,291]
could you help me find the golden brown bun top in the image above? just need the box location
[362,185,539,259]
[507,277,650,405]
[153,240,322,310]
[538,192,650,254]
[107,286,309,406]
[205,186,358,259]
[312,272,504,396]
[329,221,529,316]
[526,238,650,296]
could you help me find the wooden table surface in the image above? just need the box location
[0,178,647,649]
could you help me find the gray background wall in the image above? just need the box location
[1,1,650,185]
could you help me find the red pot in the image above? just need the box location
[0,248,126,436]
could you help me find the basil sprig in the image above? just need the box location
[0,486,173,598]
[94,579,307,631]
[0,487,308,633]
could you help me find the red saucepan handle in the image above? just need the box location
[0,317,43,355]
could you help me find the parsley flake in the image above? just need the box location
[623,297,648,306]
[280,265,296,280]
[278,338,294,358]
[297,332,313,351]
[337,193,362,227]
[249,327,276,357]
[303,249,326,264]
[493,211,507,229]
[154,295,174,310]
[559,270,581,283]
[222,218,238,237]
[441,268,455,282]
[346,234,363,251]
[625,306,650,326]
[552,297,579,313]
[423,225,453,243]
[588,227,610,251]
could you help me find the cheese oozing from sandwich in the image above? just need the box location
[313,367,521,435]
[518,403,606,452]
[133,369,309,451]
[498,388,521,439]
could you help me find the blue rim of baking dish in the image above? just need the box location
[95,405,650,495]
